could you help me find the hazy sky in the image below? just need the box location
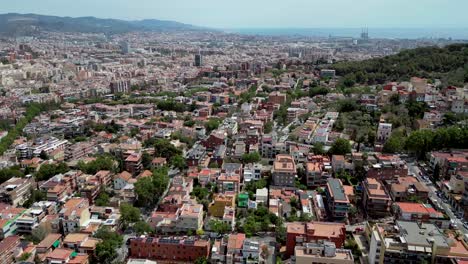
[3,0,468,28]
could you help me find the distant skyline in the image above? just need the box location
[3,0,468,29]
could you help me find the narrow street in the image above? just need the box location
[408,162,468,234]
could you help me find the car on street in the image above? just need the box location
[126,238,133,245]
[463,222,468,230]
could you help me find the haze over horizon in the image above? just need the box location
[3,0,468,29]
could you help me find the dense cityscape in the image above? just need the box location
[0,9,468,264]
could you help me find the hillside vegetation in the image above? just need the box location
[332,43,468,86]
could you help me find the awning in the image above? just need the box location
[52,240,60,248]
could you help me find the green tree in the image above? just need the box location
[120,203,141,227]
[170,154,186,170]
[39,150,49,160]
[328,138,352,155]
[151,139,183,161]
[35,162,69,181]
[18,252,32,261]
[209,219,231,234]
[309,87,329,97]
[142,152,153,170]
[383,134,406,154]
[134,167,169,208]
[205,118,221,133]
[242,152,261,164]
[95,192,110,206]
[405,129,435,158]
[134,221,153,235]
[313,142,326,155]
[194,257,208,264]
[78,156,115,174]
[406,100,429,119]
[264,121,273,134]
[0,167,24,184]
[23,189,46,208]
[342,73,356,87]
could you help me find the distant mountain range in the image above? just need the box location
[0,13,205,35]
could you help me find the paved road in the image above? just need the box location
[116,234,134,262]
[408,162,468,234]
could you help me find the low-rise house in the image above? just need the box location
[186,143,208,167]
[209,194,235,218]
[59,198,90,234]
[393,202,450,229]
[114,171,133,190]
[295,242,354,264]
[256,188,268,204]
[36,233,62,256]
[243,163,262,182]
[151,157,167,168]
[286,221,346,257]
[45,248,89,264]
[63,233,100,254]
[226,233,245,264]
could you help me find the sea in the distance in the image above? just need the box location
[225,28,468,40]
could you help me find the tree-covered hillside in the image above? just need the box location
[331,43,468,86]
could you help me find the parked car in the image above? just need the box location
[354,227,364,233]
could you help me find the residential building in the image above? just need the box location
[186,143,208,167]
[368,221,457,264]
[59,198,90,234]
[0,236,20,264]
[295,242,354,264]
[286,221,346,257]
[45,248,89,264]
[65,141,95,161]
[272,154,297,187]
[36,233,62,255]
[362,178,392,218]
[226,233,245,264]
[15,201,57,234]
[268,91,287,106]
[114,171,133,190]
[366,154,407,180]
[129,236,210,262]
[256,188,268,204]
[306,155,331,187]
[393,202,450,229]
[125,152,143,176]
[243,163,262,182]
[63,233,100,254]
[209,194,235,218]
[0,176,34,206]
[325,178,350,220]
[376,122,392,143]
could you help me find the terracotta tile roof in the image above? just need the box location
[37,233,62,249]
[46,248,73,260]
[227,233,245,250]
[118,171,132,181]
